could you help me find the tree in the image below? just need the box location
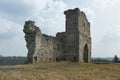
[113,55,119,63]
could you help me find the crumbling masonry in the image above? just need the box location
[23,8,91,63]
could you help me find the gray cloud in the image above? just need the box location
[0,33,17,40]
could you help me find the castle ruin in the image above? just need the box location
[23,8,91,63]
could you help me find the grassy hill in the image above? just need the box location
[0,62,120,80]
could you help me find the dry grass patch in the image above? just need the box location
[0,62,120,80]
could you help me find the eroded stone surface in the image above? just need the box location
[23,8,91,63]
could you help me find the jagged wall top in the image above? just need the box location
[64,8,80,15]
[23,20,41,34]
[64,8,88,22]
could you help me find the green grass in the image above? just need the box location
[0,62,120,80]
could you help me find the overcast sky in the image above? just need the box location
[0,0,120,57]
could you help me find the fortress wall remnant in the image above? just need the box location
[23,8,91,63]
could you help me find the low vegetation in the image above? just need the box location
[0,61,120,80]
[0,56,26,66]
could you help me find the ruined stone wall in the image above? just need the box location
[77,10,91,62]
[56,32,66,59]
[23,8,91,63]
[64,8,80,61]
[64,8,91,62]
[34,34,60,62]
[23,21,37,63]
[23,21,64,62]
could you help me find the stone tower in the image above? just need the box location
[64,8,91,62]
[23,8,91,63]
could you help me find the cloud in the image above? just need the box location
[92,25,120,57]
[0,0,51,23]
[0,19,26,56]
[34,0,67,36]
[0,15,21,39]
[0,0,63,38]
[0,13,26,56]
[93,0,119,8]
[1,0,119,57]
[0,0,67,56]
[0,35,27,56]
[101,25,120,43]
[81,7,95,24]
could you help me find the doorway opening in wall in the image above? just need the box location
[83,44,88,62]
[34,56,37,62]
